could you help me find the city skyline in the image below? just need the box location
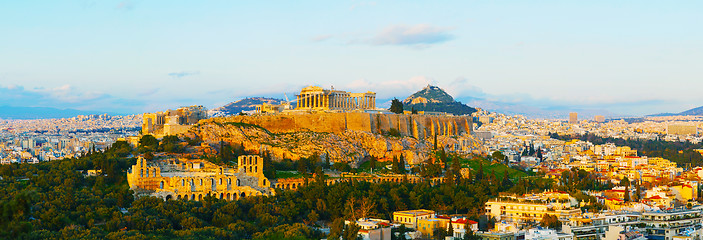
[1,1,702,116]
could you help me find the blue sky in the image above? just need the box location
[1,1,701,116]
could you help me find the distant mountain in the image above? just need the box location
[402,85,476,116]
[680,106,703,116]
[648,106,703,117]
[0,106,109,119]
[210,97,285,116]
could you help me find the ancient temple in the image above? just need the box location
[295,86,376,111]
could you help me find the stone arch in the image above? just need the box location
[165,195,172,201]
[199,179,203,186]
[192,194,196,200]
[237,179,241,186]
[160,181,164,189]
[183,195,188,200]
[198,194,203,201]
[219,178,223,185]
[227,193,231,200]
[177,195,181,200]
[286,183,290,189]
[241,192,246,198]
[297,183,302,188]
[220,193,224,199]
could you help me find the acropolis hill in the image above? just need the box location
[142,86,479,165]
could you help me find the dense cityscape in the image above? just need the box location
[2,1,702,240]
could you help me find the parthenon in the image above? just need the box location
[295,86,376,111]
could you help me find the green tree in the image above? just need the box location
[389,98,404,114]
[624,185,631,202]
[502,171,513,189]
[540,214,561,230]
[620,177,630,187]
[138,134,159,153]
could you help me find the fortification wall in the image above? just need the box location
[213,113,471,138]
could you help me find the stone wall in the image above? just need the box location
[211,113,472,138]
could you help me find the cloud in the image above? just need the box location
[355,24,455,48]
[168,71,200,78]
[343,76,436,99]
[116,1,135,11]
[311,34,333,42]
[0,84,143,114]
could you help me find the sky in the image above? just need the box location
[1,0,701,116]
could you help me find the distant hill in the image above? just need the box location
[210,97,285,116]
[402,85,476,116]
[680,106,703,116]
[0,105,109,119]
[648,106,703,117]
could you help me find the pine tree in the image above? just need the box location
[475,162,484,182]
[502,171,513,189]
[624,185,631,202]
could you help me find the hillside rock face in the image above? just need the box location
[206,112,471,140]
[186,113,477,165]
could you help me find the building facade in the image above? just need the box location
[295,86,376,111]
[127,155,273,201]
[142,105,208,137]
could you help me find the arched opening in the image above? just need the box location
[237,179,241,186]
[227,193,231,200]
[192,194,195,200]
[153,170,156,177]
[249,166,252,173]
[240,192,246,198]
[165,195,172,201]
[198,194,203,201]
[160,181,164,189]
[184,195,189,200]
[199,179,203,186]
[146,168,149,177]
[211,179,216,191]
[286,184,290,189]
[220,193,224,199]
[219,178,223,185]
[262,179,267,186]
[255,166,257,173]
[177,195,181,200]
[182,179,185,186]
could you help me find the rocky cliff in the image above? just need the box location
[186,113,480,165]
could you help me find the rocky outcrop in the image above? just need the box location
[186,114,475,165]
[201,112,471,139]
